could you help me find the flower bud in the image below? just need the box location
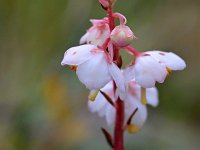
[110,25,135,48]
[99,0,116,8]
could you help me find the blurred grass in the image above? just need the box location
[0,0,200,149]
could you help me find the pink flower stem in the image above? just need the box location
[107,6,115,31]
[125,45,140,57]
[108,5,125,150]
[114,98,125,150]
[101,38,110,50]
[107,5,119,61]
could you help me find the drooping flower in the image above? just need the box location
[127,80,159,107]
[88,78,158,132]
[88,81,116,125]
[61,44,125,92]
[130,51,186,88]
[80,18,110,46]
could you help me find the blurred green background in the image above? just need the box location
[0,0,200,149]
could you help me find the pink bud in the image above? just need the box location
[110,25,135,48]
[99,0,116,8]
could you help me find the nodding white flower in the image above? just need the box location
[88,81,116,125]
[61,44,125,92]
[124,79,158,133]
[127,80,159,107]
[88,78,159,132]
[122,67,159,106]
[131,51,186,88]
[80,18,110,46]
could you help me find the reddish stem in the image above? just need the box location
[107,5,124,150]
[107,6,119,61]
[125,45,140,57]
[107,6,115,31]
[101,38,110,50]
[114,98,125,150]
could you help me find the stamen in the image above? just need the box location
[69,65,77,71]
[166,67,172,76]
[88,90,99,101]
[127,124,140,133]
[141,87,147,105]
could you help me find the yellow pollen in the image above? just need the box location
[166,67,172,76]
[141,87,147,105]
[69,65,77,71]
[88,90,99,101]
[127,124,140,133]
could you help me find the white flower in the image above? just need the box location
[88,79,159,132]
[125,98,147,133]
[125,79,158,133]
[131,51,186,88]
[88,81,116,125]
[80,18,110,46]
[127,80,159,107]
[61,44,125,91]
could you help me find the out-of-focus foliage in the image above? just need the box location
[0,0,200,149]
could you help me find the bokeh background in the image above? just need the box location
[0,0,200,149]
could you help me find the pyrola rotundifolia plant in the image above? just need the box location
[61,0,186,149]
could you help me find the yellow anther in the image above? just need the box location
[88,90,99,101]
[166,67,172,76]
[69,65,77,71]
[127,124,140,133]
[141,87,147,105]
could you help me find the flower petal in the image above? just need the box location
[134,56,167,88]
[147,51,186,70]
[128,100,147,128]
[146,87,159,107]
[77,52,111,90]
[80,32,89,44]
[87,26,110,46]
[88,81,116,125]
[123,66,135,83]
[124,97,147,130]
[105,105,115,125]
[88,81,113,113]
[88,96,107,113]
[61,44,96,66]
[108,63,126,100]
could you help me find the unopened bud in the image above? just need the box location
[110,25,135,48]
[99,0,116,8]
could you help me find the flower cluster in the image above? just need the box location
[61,0,186,135]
